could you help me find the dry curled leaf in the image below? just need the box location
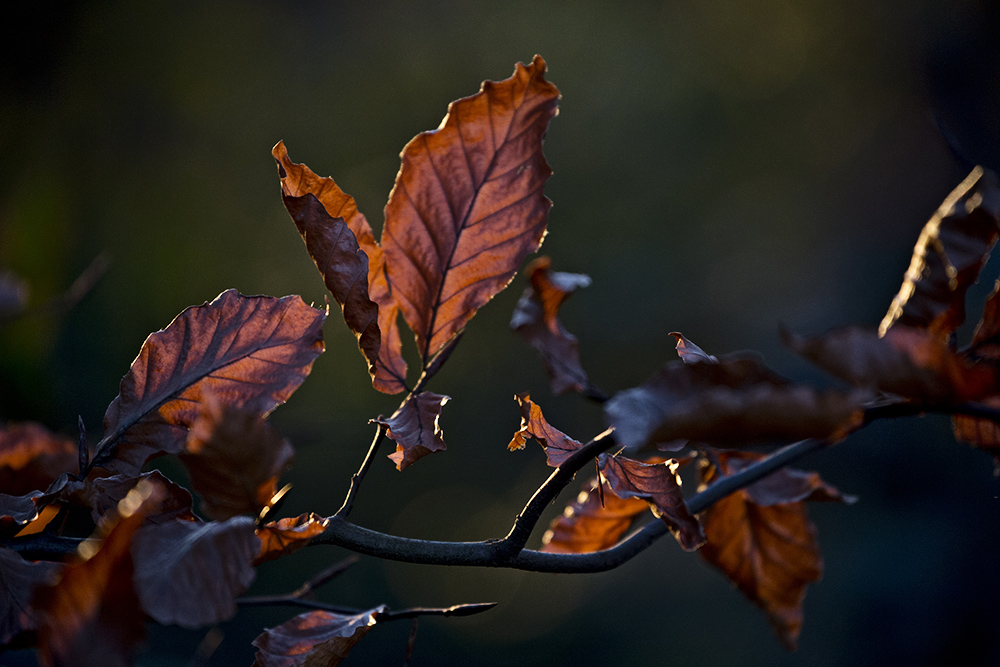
[383,55,560,364]
[0,546,63,644]
[508,392,583,467]
[510,257,591,394]
[0,422,77,496]
[541,478,648,554]
[93,290,325,474]
[252,606,385,667]
[255,512,330,565]
[0,491,43,539]
[669,332,718,364]
[377,392,450,471]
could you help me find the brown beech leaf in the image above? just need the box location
[252,606,385,667]
[377,392,450,471]
[93,290,325,474]
[180,395,294,520]
[0,546,63,644]
[35,477,164,667]
[698,451,850,650]
[0,422,77,496]
[510,257,591,394]
[880,166,1000,340]
[604,355,865,451]
[274,141,407,394]
[382,55,560,365]
[541,477,648,554]
[255,512,330,565]
[598,453,704,551]
[508,392,583,467]
[131,516,258,628]
[669,332,718,364]
[784,325,997,403]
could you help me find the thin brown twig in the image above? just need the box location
[335,423,388,519]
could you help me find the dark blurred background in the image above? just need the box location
[2,1,999,665]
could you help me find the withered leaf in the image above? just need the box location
[180,395,294,520]
[35,478,164,667]
[698,450,850,650]
[377,392,450,471]
[274,141,407,394]
[252,606,385,667]
[508,392,583,467]
[785,325,996,403]
[541,477,648,554]
[510,257,591,394]
[255,512,330,565]
[669,332,718,364]
[598,453,704,551]
[0,422,77,496]
[604,355,865,451]
[94,290,325,474]
[131,516,259,628]
[880,166,1000,340]
[0,546,63,644]
[383,55,560,364]
[0,491,42,539]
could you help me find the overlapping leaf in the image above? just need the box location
[541,477,648,554]
[510,257,591,394]
[93,290,325,474]
[508,392,583,467]
[131,516,259,628]
[252,606,385,667]
[376,392,450,471]
[0,546,63,644]
[604,355,865,451]
[382,55,560,364]
[598,453,704,551]
[0,422,77,496]
[255,512,330,565]
[180,395,294,520]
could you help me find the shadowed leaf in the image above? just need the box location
[93,290,325,474]
[598,453,704,551]
[255,513,330,565]
[131,516,259,628]
[0,492,42,539]
[605,356,865,451]
[252,606,385,667]
[377,392,450,471]
[0,546,63,644]
[274,141,407,394]
[541,477,648,554]
[511,257,590,394]
[669,332,718,364]
[0,423,77,496]
[508,392,583,467]
[785,325,996,403]
[180,395,294,520]
[382,55,560,364]
[880,166,1000,340]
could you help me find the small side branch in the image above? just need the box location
[335,423,387,519]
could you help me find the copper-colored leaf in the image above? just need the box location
[180,395,294,520]
[0,546,63,644]
[255,512,330,565]
[880,166,1000,340]
[93,290,325,474]
[785,325,997,403]
[598,453,704,551]
[377,392,450,471]
[508,392,583,467]
[604,356,865,451]
[252,606,385,667]
[669,332,718,364]
[541,477,648,554]
[131,516,258,628]
[0,422,77,496]
[35,478,164,667]
[382,55,560,364]
[510,257,591,394]
[698,451,850,650]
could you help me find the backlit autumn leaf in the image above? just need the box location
[669,332,718,364]
[598,453,704,551]
[252,606,385,667]
[605,355,865,451]
[510,257,591,394]
[93,290,325,474]
[255,512,330,565]
[0,422,77,496]
[880,166,1000,341]
[508,392,583,467]
[377,392,450,471]
[382,55,560,365]
[0,546,63,644]
[541,477,648,554]
[180,395,294,520]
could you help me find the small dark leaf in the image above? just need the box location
[377,392,450,471]
[541,478,648,554]
[0,546,63,644]
[508,392,583,467]
[255,512,330,565]
[0,422,77,496]
[252,606,385,667]
[0,491,44,539]
[669,332,718,364]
